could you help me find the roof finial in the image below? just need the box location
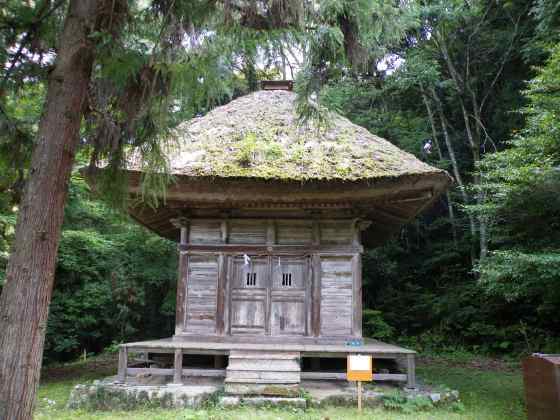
[260,80,293,91]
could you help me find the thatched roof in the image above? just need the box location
[127,90,445,182]
[100,89,452,244]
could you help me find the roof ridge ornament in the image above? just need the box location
[260,80,294,91]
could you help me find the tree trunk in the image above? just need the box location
[0,2,102,418]
[421,90,458,248]
[435,31,489,262]
[430,88,478,262]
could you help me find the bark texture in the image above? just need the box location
[0,2,101,419]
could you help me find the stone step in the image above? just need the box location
[225,350,302,386]
[225,370,300,383]
[227,358,300,372]
[228,351,300,360]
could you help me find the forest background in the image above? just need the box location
[1,0,559,364]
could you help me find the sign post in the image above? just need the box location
[347,354,373,412]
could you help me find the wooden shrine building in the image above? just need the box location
[91,83,450,390]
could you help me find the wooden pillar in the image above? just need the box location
[310,214,322,337]
[172,218,189,336]
[351,220,370,338]
[117,346,128,383]
[406,354,416,389]
[352,253,362,338]
[173,348,183,384]
[311,254,321,337]
[216,253,226,335]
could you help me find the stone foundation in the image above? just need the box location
[67,376,460,411]
[67,377,221,410]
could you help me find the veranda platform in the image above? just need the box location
[117,337,416,389]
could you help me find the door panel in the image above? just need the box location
[228,255,310,337]
[270,256,308,336]
[229,256,269,335]
[230,289,267,334]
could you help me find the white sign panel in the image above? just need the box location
[348,354,371,371]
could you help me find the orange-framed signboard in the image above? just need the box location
[347,354,373,381]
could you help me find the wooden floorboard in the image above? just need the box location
[122,336,415,356]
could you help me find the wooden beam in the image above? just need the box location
[126,367,226,378]
[179,244,362,254]
[301,371,406,381]
[125,367,407,382]
[123,171,451,203]
[387,190,433,204]
[173,349,183,384]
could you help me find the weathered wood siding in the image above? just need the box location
[189,221,222,243]
[229,220,268,244]
[319,256,353,336]
[276,220,313,245]
[184,255,219,334]
[178,218,363,339]
[186,219,355,246]
[319,221,353,244]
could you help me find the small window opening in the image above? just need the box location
[282,273,292,287]
[246,272,257,286]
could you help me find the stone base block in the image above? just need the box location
[67,379,220,410]
[224,382,300,397]
[219,395,307,409]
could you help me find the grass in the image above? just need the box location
[35,354,526,420]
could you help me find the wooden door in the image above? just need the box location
[270,256,309,336]
[229,256,269,335]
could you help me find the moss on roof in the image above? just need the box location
[129,90,445,181]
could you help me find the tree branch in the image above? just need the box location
[0,0,66,90]
[479,12,523,114]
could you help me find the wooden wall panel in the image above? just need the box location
[319,256,353,336]
[176,218,362,339]
[319,221,353,244]
[229,220,268,244]
[276,220,313,245]
[189,221,222,243]
[185,255,219,334]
